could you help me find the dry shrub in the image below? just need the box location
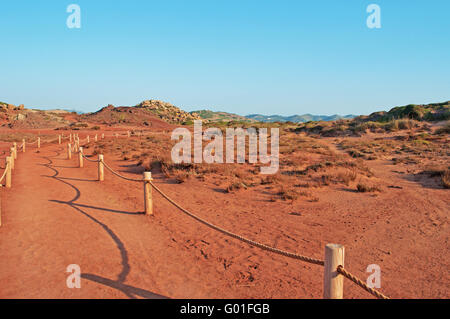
[260,174,281,185]
[316,169,356,187]
[424,167,450,189]
[356,183,381,193]
[435,121,450,134]
[226,181,248,193]
[442,170,450,189]
[319,174,331,186]
[173,170,190,184]
[276,186,299,201]
[335,169,357,185]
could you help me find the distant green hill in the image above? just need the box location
[190,110,255,123]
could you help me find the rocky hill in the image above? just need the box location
[0,102,70,129]
[78,104,174,130]
[136,100,200,124]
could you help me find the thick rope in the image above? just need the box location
[43,138,59,143]
[101,160,143,182]
[149,181,325,266]
[0,164,8,184]
[80,151,101,163]
[337,265,389,299]
[59,137,390,298]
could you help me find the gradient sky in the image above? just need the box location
[0,0,449,115]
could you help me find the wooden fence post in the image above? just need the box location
[37,137,40,149]
[102,133,104,139]
[13,143,17,159]
[98,155,104,181]
[95,134,98,142]
[79,147,84,168]
[143,172,153,215]
[87,135,90,143]
[22,139,26,152]
[67,143,72,159]
[323,243,345,299]
[58,135,61,144]
[10,148,14,170]
[5,157,12,188]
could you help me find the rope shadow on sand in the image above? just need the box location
[39,147,167,299]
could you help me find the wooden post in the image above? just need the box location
[102,133,104,139]
[87,135,90,143]
[95,134,98,142]
[323,243,345,299]
[143,172,153,215]
[37,137,41,149]
[9,148,15,170]
[79,147,84,168]
[58,135,61,144]
[22,139,26,152]
[5,157,12,188]
[98,155,104,181]
[13,143,17,159]
[67,143,72,159]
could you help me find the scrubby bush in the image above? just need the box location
[356,183,381,192]
[442,170,450,189]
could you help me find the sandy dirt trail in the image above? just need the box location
[0,140,448,299]
[0,143,325,299]
[0,144,170,298]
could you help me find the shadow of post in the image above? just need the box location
[81,273,168,299]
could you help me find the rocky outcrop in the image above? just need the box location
[0,102,25,112]
[136,99,201,124]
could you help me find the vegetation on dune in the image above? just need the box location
[292,102,449,137]
[190,110,254,123]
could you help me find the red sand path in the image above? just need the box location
[0,143,324,298]
[0,141,448,298]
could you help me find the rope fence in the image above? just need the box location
[0,131,391,299]
[76,137,390,299]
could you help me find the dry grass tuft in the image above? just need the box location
[356,182,381,193]
[442,170,450,189]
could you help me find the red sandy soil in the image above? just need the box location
[0,133,448,299]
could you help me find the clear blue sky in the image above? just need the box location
[0,0,449,116]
